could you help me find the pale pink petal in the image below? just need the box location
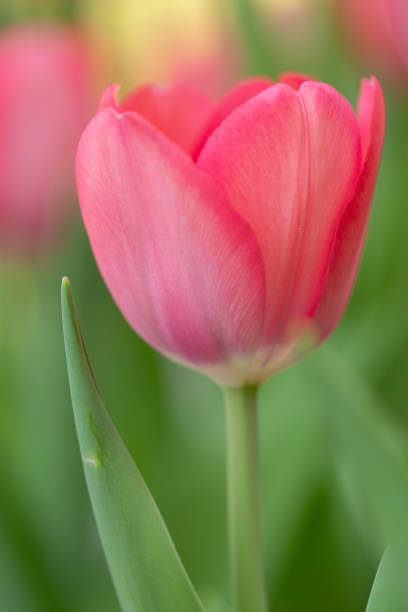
[110,83,216,155]
[192,76,273,160]
[198,83,361,345]
[314,77,386,338]
[76,109,265,368]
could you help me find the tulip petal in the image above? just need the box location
[314,77,386,338]
[76,109,265,373]
[198,83,361,344]
[192,76,273,160]
[98,83,215,156]
[277,82,362,335]
[97,83,120,112]
[198,85,307,342]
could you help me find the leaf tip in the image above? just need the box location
[61,276,74,321]
[61,275,71,294]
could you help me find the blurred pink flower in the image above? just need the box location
[0,24,94,258]
[339,0,408,86]
[76,74,385,387]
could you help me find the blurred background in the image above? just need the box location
[1,0,408,610]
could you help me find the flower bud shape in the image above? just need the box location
[0,24,94,257]
[338,0,408,86]
[76,74,385,387]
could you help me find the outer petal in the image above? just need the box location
[198,83,361,345]
[275,82,362,337]
[76,109,265,376]
[97,83,215,156]
[97,83,120,112]
[192,76,273,160]
[314,77,386,338]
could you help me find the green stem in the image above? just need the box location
[224,385,268,612]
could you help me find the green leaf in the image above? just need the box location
[366,544,408,611]
[305,346,408,546]
[61,277,205,612]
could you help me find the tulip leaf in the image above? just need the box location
[305,346,408,545]
[61,277,204,612]
[366,544,408,611]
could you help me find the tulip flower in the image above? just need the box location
[74,74,385,612]
[76,74,385,388]
[0,24,93,257]
[338,0,408,86]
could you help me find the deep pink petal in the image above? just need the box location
[279,71,315,90]
[314,77,386,338]
[198,84,307,341]
[192,76,273,160]
[198,83,361,345]
[98,83,215,156]
[76,109,265,371]
[276,82,362,339]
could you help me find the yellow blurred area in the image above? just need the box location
[80,0,239,93]
[255,0,313,12]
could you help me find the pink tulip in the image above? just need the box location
[0,25,94,257]
[76,74,385,387]
[338,0,408,85]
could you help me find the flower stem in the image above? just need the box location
[224,385,268,612]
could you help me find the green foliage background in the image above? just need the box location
[2,1,408,610]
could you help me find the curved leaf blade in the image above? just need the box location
[61,277,204,612]
[366,544,408,611]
